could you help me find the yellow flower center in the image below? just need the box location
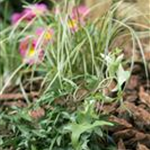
[33,8,44,15]
[44,32,52,40]
[27,47,36,57]
[68,19,78,29]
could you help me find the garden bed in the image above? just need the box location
[0,0,150,150]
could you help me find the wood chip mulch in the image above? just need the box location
[99,63,150,150]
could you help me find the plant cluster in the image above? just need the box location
[1,0,147,149]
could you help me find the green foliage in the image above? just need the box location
[1,0,149,149]
[0,99,113,150]
[65,100,113,150]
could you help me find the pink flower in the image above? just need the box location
[11,13,23,24]
[19,37,44,64]
[68,5,89,33]
[19,27,54,64]
[22,3,48,20]
[36,27,54,42]
[72,5,89,19]
[11,3,48,24]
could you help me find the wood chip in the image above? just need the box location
[0,92,39,101]
[127,133,150,148]
[113,129,136,141]
[123,91,138,102]
[124,102,150,126]
[137,143,150,150]
[139,86,150,108]
[99,102,118,114]
[109,115,132,131]
[114,129,150,148]
[3,100,26,107]
[117,139,126,150]
[126,75,139,90]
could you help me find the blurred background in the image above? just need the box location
[0,0,149,26]
[0,0,53,22]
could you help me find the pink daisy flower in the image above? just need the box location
[11,13,23,24]
[22,3,48,21]
[35,27,54,42]
[11,3,48,24]
[72,5,89,19]
[68,5,89,33]
[19,37,44,64]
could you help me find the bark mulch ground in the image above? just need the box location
[101,63,150,150]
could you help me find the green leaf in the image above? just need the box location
[66,120,113,149]
[31,145,37,150]
[117,64,130,87]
